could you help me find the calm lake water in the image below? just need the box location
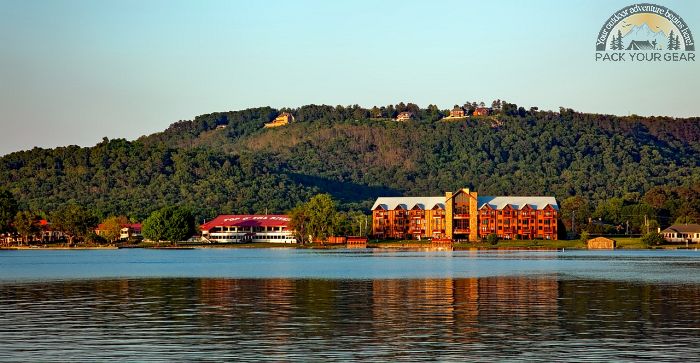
[2,249,700,361]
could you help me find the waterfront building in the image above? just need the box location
[661,224,700,243]
[264,112,294,128]
[120,224,142,240]
[200,214,296,243]
[95,222,142,241]
[587,236,616,249]
[372,188,558,241]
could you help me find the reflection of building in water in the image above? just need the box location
[371,277,559,342]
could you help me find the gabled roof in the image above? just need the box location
[372,197,445,211]
[372,195,558,211]
[627,40,654,50]
[477,196,559,210]
[661,224,700,234]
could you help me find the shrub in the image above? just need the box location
[580,231,590,242]
[85,232,107,245]
[486,233,499,245]
[642,232,665,247]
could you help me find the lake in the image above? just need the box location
[1,249,700,361]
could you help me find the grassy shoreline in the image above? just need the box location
[3,237,699,251]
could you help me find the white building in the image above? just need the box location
[200,215,296,243]
[661,224,700,243]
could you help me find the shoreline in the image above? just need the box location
[2,244,698,251]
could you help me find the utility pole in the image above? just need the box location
[644,214,648,234]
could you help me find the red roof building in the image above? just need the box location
[200,215,296,243]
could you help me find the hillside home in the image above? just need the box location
[264,112,295,128]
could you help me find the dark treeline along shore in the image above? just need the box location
[1,101,699,242]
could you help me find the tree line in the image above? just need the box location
[1,101,699,240]
[0,188,196,245]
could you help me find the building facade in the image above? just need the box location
[200,215,296,243]
[372,188,559,241]
[396,112,413,121]
[473,107,492,116]
[661,224,700,243]
[264,112,294,128]
[449,106,466,118]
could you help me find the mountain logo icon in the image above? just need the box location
[595,3,694,52]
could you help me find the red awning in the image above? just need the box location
[201,215,291,231]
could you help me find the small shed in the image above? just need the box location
[587,237,616,249]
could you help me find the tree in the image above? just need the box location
[0,189,18,233]
[288,194,339,243]
[50,204,98,244]
[675,215,697,224]
[642,232,664,247]
[593,198,624,225]
[561,196,590,234]
[668,30,676,50]
[646,219,660,234]
[142,206,194,243]
[616,29,623,50]
[610,34,618,50]
[306,194,339,242]
[288,205,310,244]
[580,230,590,243]
[100,216,129,242]
[142,210,166,242]
[14,211,37,245]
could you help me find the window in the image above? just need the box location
[455,205,469,214]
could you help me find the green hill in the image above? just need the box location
[1,102,699,231]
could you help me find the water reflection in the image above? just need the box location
[2,277,700,361]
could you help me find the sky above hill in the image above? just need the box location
[0,0,698,155]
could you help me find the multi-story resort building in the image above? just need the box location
[200,215,296,243]
[372,188,559,241]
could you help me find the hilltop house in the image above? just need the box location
[661,224,700,243]
[396,112,413,121]
[473,107,492,116]
[449,106,466,118]
[264,112,294,128]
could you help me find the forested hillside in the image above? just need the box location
[1,102,699,232]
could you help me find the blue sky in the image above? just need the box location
[0,0,698,155]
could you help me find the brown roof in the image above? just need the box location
[661,224,700,234]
